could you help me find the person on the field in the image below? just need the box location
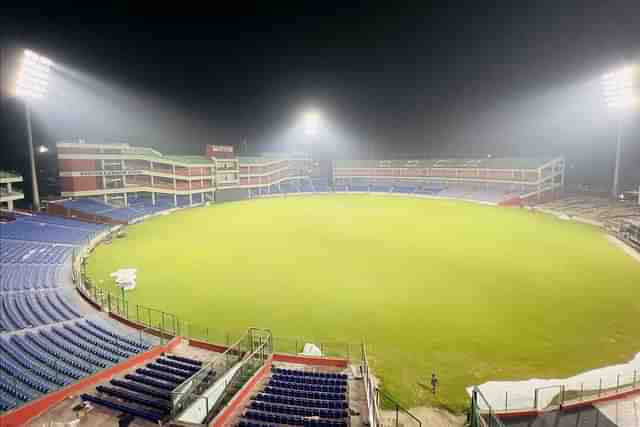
[431,373,438,395]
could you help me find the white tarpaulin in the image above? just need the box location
[110,268,137,290]
[468,351,640,411]
[300,343,322,357]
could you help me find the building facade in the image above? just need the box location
[57,141,563,208]
[0,171,24,211]
[56,142,312,206]
[333,157,565,203]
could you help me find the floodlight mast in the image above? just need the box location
[601,66,635,199]
[14,49,53,211]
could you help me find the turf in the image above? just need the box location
[86,195,640,412]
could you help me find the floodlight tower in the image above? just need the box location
[601,66,635,199]
[14,49,54,211]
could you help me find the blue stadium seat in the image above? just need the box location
[81,393,165,423]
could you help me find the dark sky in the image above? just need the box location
[2,3,640,202]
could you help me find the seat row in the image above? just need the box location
[81,393,165,423]
[21,213,106,233]
[0,264,61,291]
[63,197,179,223]
[272,373,347,387]
[0,291,80,332]
[239,420,347,427]
[273,367,348,381]
[166,354,203,366]
[81,353,205,422]
[269,379,346,395]
[0,219,96,244]
[249,400,348,419]
[264,385,346,402]
[0,320,151,408]
[255,392,348,409]
[243,410,349,427]
[0,239,71,264]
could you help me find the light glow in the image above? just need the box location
[301,109,323,136]
[14,49,54,100]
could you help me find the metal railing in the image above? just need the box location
[169,330,251,419]
[376,388,422,427]
[471,387,508,427]
[362,340,380,427]
[168,328,273,424]
[76,247,358,360]
[474,369,640,413]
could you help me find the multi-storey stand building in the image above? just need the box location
[333,157,565,204]
[57,142,240,207]
[57,141,564,210]
[0,171,24,211]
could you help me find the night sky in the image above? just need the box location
[2,4,640,204]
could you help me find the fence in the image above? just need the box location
[361,341,421,427]
[75,243,357,360]
[168,329,254,421]
[474,368,640,413]
[169,328,273,424]
[362,341,380,427]
[203,328,273,423]
[376,388,422,427]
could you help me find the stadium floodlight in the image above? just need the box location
[13,49,54,211]
[302,109,323,136]
[602,66,634,111]
[15,49,53,100]
[601,65,636,199]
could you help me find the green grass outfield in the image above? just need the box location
[86,195,640,412]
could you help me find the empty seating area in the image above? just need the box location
[0,239,71,264]
[300,180,315,193]
[0,291,82,332]
[21,213,105,233]
[61,196,178,223]
[415,183,447,195]
[0,209,170,419]
[280,182,300,193]
[392,183,418,194]
[369,183,392,193]
[540,195,640,229]
[0,215,103,244]
[80,354,202,424]
[0,264,61,291]
[62,198,114,215]
[311,179,330,192]
[0,319,151,412]
[237,366,350,427]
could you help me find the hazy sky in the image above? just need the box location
[2,4,640,198]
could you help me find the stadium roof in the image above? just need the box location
[334,157,558,170]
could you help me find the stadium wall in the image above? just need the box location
[215,187,250,203]
[47,201,127,225]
